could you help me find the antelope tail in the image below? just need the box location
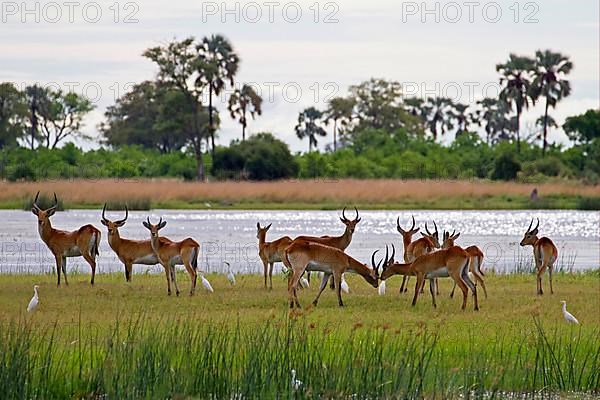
[476,255,484,276]
[92,232,100,257]
[191,247,199,270]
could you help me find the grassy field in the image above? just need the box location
[1,272,598,398]
[1,178,599,210]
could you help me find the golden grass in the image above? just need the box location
[1,178,598,206]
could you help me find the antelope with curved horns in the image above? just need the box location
[520,218,558,295]
[293,206,361,286]
[101,204,173,282]
[31,192,101,286]
[143,217,200,296]
[441,230,487,299]
[396,217,439,294]
[257,222,292,289]
[283,239,380,308]
[379,243,479,311]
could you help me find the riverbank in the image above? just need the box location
[1,178,599,210]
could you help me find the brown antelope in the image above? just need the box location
[294,207,361,286]
[520,218,558,295]
[143,217,200,296]
[31,192,101,286]
[283,239,380,308]
[397,218,439,293]
[442,230,487,298]
[379,244,479,311]
[101,204,174,282]
[257,222,292,289]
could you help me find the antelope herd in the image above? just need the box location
[31,192,560,310]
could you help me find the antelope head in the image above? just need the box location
[442,230,460,249]
[421,221,440,248]
[256,222,272,240]
[31,192,58,231]
[143,217,167,239]
[520,218,540,247]
[340,206,361,234]
[397,215,420,242]
[379,244,398,281]
[366,249,382,287]
[100,203,129,236]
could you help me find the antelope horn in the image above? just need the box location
[117,205,128,224]
[390,243,396,262]
[147,216,152,226]
[425,222,432,235]
[433,220,438,235]
[371,249,379,270]
[396,216,403,233]
[47,193,59,212]
[533,218,540,232]
[341,207,348,221]
[526,218,533,233]
[410,215,416,231]
[451,229,456,238]
[102,203,108,222]
[32,191,41,211]
[354,206,359,221]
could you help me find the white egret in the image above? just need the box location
[201,275,214,293]
[341,275,349,294]
[291,369,303,390]
[378,280,386,296]
[300,277,310,288]
[224,262,236,286]
[560,301,579,324]
[27,285,39,313]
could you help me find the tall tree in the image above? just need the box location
[143,38,209,181]
[295,107,327,152]
[476,98,516,145]
[529,50,573,155]
[323,96,355,151]
[227,84,262,141]
[37,89,94,148]
[496,54,535,153]
[196,35,239,158]
[563,109,600,145]
[24,85,47,149]
[422,97,454,140]
[449,102,474,137]
[0,83,26,148]
[349,78,404,131]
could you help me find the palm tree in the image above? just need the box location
[228,84,262,141]
[529,50,573,155]
[476,98,515,145]
[423,97,454,140]
[450,102,474,137]
[496,54,535,153]
[323,96,355,151]
[196,34,239,158]
[295,107,327,152]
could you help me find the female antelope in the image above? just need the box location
[396,217,439,293]
[442,230,487,299]
[257,222,292,289]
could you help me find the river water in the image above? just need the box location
[1,209,598,275]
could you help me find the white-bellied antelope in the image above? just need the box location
[31,192,100,286]
[257,222,292,289]
[442,230,487,299]
[520,218,558,295]
[379,244,479,311]
[101,204,173,282]
[396,217,439,293]
[283,239,380,308]
[143,217,200,296]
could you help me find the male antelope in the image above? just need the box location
[396,217,439,293]
[257,222,292,289]
[31,192,101,286]
[143,217,200,296]
[379,244,478,311]
[101,204,173,282]
[283,239,380,308]
[442,230,487,298]
[520,218,558,295]
[294,207,361,286]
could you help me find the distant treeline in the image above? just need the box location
[0,34,599,182]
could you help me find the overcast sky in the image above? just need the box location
[2,0,598,151]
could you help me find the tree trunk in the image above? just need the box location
[242,123,246,141]
[333,119,337,151]
[542,98,549,156]
[208,87,215,159]
[516,109,521,153]
[30,101,36,150]
[195,151,205,182]
[191,100,205,181]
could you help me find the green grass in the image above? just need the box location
[1,272,599,398]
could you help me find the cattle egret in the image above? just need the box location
[201,275,214,293]
[561,301,579,324]
[300,277,310,288]
[341,275,349,294]
[378,280,386,296]
[27,285,39,313]
[224,262,236,285]
[291,369,303,390]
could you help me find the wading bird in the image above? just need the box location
[560,301,579,324]
[224,262,236,286]
[201,275,214,293]
[291,369,303,390]
[27,285,39,313]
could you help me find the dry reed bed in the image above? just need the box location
[0,179,598,204]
